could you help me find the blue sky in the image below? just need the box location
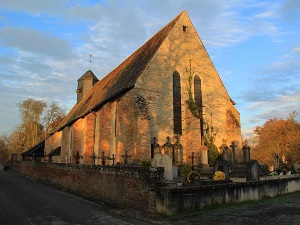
[0,0,300,138]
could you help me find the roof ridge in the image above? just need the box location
[58,11,186,130]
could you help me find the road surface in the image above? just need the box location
[1,169,300,225]
[0,170,163,225]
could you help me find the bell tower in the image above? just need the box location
[76,70,99,103]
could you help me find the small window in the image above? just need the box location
[183,26,187,32]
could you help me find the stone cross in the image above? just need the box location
[189,152,197,170]
[107,154,116,165]
[121,151,132,165]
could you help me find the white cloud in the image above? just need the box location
[293,47,300,53]
[0,27,72,59]
[0,0,300,135]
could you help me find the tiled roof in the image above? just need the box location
[58,11,185,131]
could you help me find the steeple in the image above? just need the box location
[76,70,99,103]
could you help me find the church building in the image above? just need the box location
[43,10,242,166]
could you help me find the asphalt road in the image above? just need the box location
[0,170,163,225]
[1,169,300,225]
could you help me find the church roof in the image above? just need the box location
[77,70,99,82]
[58,11,186,131]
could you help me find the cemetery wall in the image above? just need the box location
[156,177,300,215]
[12,162,158,213]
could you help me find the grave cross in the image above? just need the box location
[101,151,106,166]
[75,151,83,164]
[121,151,132,165]
[90,152,100,165]
[189,152,197,171]
[108,154,116,165]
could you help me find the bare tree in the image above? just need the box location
[43,102,65,138]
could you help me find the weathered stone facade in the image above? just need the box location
[44,11,241,166]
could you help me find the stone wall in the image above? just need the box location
[12,161,300,216]
[12,162,162,213]
[156,176,300,215]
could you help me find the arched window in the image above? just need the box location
[194,75,202,110]
[194,75,204,143]
[173,71,182,134]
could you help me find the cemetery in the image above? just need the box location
[11,136,300,216]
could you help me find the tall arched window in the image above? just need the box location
[173,71,182,134]
[194,75,204,143]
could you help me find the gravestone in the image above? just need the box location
[151,137,161,158]
[214,156,230,180]
[152,153,173,181]
[163,136,173,158]
[219,139,229,161]
[246,160,260,181]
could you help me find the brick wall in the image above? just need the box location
[13,162,160,213]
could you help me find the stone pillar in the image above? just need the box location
[243,141,251,163]
[173,136,183,166]
[230,141,237,166]
[199,146,208,167]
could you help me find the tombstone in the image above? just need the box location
[173,136,183,165]
[152,153,173,181]
[243,141,251,163]
[219,139,229,161]
[151,137,161,158]
[214,156,230,180]
[163,136,173,158]
[246,160,260,181]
